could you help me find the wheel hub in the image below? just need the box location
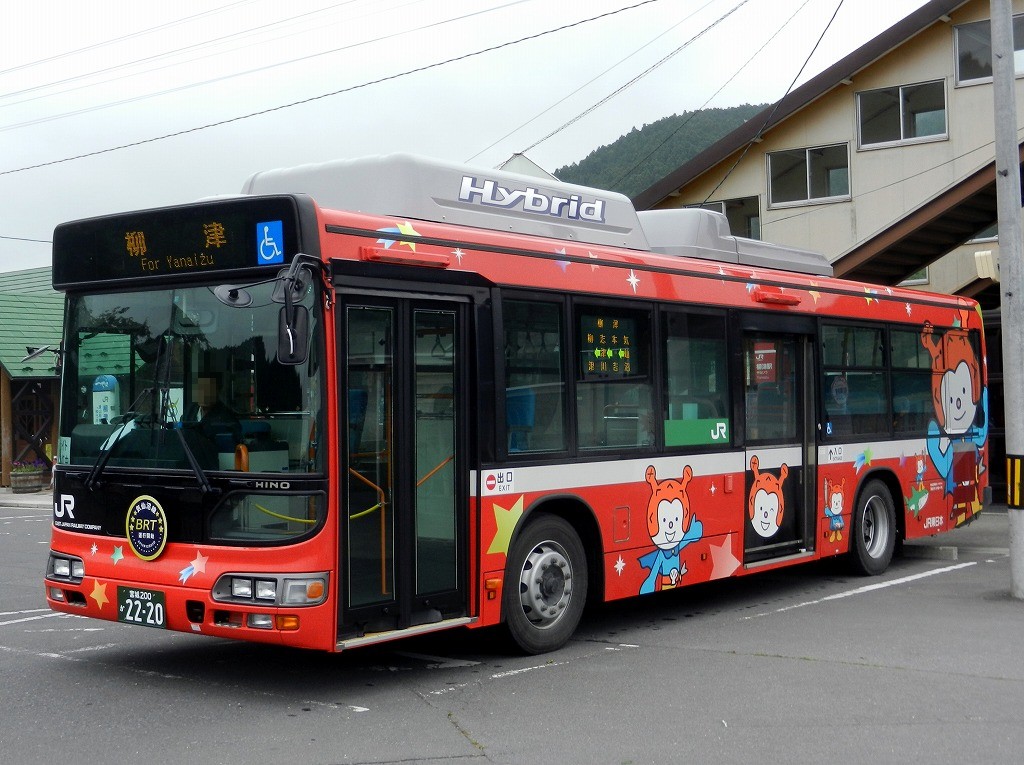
[518,541,573,629]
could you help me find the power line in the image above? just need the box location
[0,0,259,77]
[0,0,659,176]
[701,0,845,205]
[0,0,440,125]
[0,234,51,244]
[608,0,814,191]
[466,0,708,164]
[520,0,751,156]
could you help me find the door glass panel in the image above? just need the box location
[414,309,457,594]
[346,306,394,608]
[744,335,798,442]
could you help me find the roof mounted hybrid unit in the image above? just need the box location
[637,209,833,277]
[241,153,650,250]
[242,154,832,276]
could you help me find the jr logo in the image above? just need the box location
[710,421,728,441]
[54,494,75,520]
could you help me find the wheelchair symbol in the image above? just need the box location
[256,220,284,264]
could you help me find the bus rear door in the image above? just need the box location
[740,315,817,564]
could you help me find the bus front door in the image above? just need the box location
[339,296,467,641]
[741,318,817,564]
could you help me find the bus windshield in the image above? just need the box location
[59,278,323,475]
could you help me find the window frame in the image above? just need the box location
[767,143,851,209]
[856,79,948,149]
[498,292,571,459]
[955,14,1024,86]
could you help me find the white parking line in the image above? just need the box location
[743,561,978,619]
[0,612,63,627]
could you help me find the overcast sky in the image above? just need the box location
[1,0,932,273]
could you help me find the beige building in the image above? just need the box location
[633,0,1022,498]
[635,0,1018,298]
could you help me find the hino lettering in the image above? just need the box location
[459,175,606,223]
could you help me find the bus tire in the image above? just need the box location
[850,479,896,576]
[503,514,588,655]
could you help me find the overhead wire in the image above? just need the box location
[0,0,438,121]
[466,0,717,164]
[606,0,815,191]
[519,0,751,156]
[0,0,260,77]
[700,0,845,205]
[0,0,661,176]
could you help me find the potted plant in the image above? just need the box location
[10,458,48,494]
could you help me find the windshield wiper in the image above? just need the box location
[174,427,215,495]
[84,417,137,490]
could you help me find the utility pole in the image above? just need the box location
[992,0,1024,598]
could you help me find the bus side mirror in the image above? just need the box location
[278,305,309,365]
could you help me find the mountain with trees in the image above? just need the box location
[554,103,769,200]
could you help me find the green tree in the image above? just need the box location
[555,104,768,199]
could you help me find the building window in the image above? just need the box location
[767,144,849,207]
[858,81,947,147]
[899,267,929,286]
[955,15,1024,85]
[689,197,761,239]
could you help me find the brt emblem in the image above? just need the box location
[126,495,168,561]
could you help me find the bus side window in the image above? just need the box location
[502,299,566,453]
[662,310,729,448]
[576,305,652,450]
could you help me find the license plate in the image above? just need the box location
[117,586,167,629]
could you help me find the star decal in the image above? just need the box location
[90,543,98,556]
[709,535,740,580]
[90,580,109,609]
[808,290,821,304]
[626,269,640,293]
[555,247,570,272]
[905,303,912,316]
[855,448,873,473]
[111,546,124,564]
[452,248,465,264]
[588,252,600,271]
[614,555,626,576]
[488,495,524,555]
[709,482,717,495]
[375,221,420,250]
[179,551,209,584]
[864,287,877,304]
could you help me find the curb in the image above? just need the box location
[1,487,53,509]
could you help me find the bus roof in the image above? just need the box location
[242,153,649,251]
[242,153,832,277]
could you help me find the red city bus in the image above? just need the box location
[44,154,989,654]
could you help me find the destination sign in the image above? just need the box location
[53,196,309,288]
[579,312,641,380]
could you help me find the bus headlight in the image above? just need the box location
[213,572,327,607]
[47,553,85,584]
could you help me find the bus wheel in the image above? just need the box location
[850,479,896,576]
[503,515,588,655]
